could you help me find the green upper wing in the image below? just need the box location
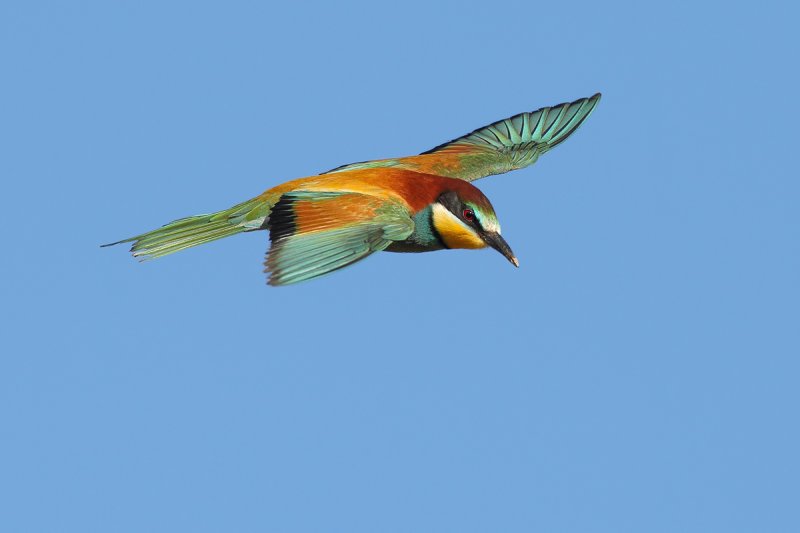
[324,93,601,182]
[420,93,601,180]
[264,190,414,286]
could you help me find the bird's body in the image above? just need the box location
[104,94,601,285]
[257,168,492,249]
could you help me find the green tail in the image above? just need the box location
[102,197,270,260]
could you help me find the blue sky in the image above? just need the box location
[1,1,798,532]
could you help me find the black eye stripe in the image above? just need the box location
[462,207,485,231]
[437,192,484,230]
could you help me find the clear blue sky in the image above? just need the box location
[2,1,798,532]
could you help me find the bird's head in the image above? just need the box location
[431,190,519,267]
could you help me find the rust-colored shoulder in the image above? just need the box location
[256,168,488,214]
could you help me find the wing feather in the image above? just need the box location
[323,94,601,182]
[264,191,414,286]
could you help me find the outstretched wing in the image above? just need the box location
[265,190,414,286]
[325,93,600,182]
[420,93,601,180]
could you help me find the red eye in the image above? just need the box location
[463,209,475,222]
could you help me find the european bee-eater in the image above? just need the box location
[104,94,601,285]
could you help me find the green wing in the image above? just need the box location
[424,94,601,156]
[264,191,414,286]
[324,93,601,182]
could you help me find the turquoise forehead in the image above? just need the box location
[466,201,498,228]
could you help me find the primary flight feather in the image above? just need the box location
[103,93,601,286]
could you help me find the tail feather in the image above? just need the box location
[102,197,270,260]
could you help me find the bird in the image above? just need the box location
[103,93,601,286]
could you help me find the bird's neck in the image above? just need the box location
[408,205,445,249]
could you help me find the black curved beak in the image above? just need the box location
[483,231,519,267]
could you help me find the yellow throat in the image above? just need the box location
[431,203,486,250]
